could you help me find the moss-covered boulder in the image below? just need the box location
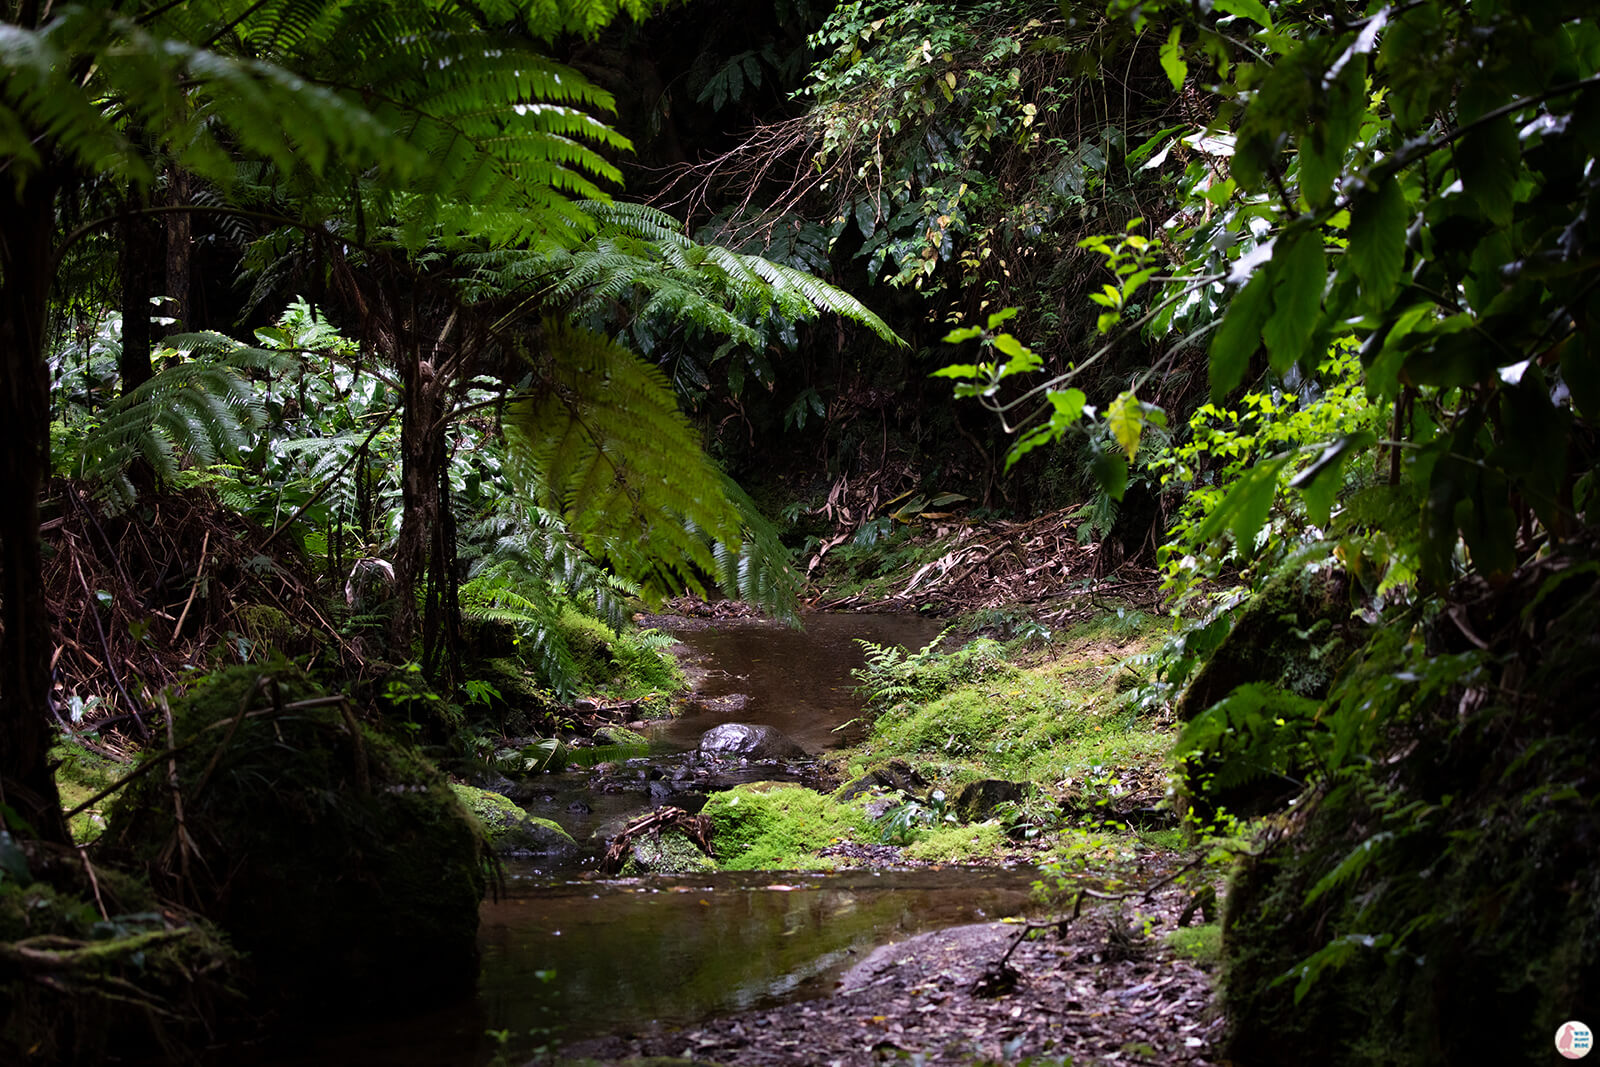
[835,758,928,802]
[618,829,718,875]
[952,779,1033,822]
[1219,557,1600,1065]
[106,664,487,1013]
[1176,559,1360,720]
[449,784,578,859]
[594,725,651,747]
[702,783,869,870]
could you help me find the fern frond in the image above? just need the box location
[503,321,745,605]
[83,361,265,512]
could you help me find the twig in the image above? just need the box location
[76,844,109,922]
[72,554,149,740]
[159,692,194,900]
[171,529,209,641]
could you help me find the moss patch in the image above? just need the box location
[449,783,577,856]
[902,821,1008,862]
[847,613,1174,793]
[703,783,871,871]
[1165,923,1222,967]
[106,663,488,1013]
[51,742,123,845]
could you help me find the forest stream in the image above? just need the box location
[277,614,1056,1066]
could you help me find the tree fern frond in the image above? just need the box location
[82,361,264,512]
[502,321,743,603]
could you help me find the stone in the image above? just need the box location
[618,828,717,875]
[449,783,579,859]
[952,779,1034,822]
[836,758,929,802]
[698,722,808,760]
[594,725,651,747]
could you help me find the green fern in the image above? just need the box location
[503,320,803,619]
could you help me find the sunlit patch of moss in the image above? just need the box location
[851,618,1173,788]
[1165,923,1222,966]
[902,821,1008,862]
[702,783,871,871]
[52,741,123,844]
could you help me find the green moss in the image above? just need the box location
[449,783,576,854]
[51,741,123,844]
[902,821,1007,862]
[107,663,488,1012]
[1165,923,1222,966]
[702,783,870,871]
[555,609,685,699]
[594,725,650,747]
[619,829,718,875]
[850,615,1173,790]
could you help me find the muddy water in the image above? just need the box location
[293,867,1041,1065]
[281,613,1041,1066]
[653,612,947,751]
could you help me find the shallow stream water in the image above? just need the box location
[279,613,1047,1065]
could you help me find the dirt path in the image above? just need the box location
[559,884,1222,1066]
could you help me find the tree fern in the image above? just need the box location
[80,346,279,511]
[460,199,902,352]
[500,320,802,619]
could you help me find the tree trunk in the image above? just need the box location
[0,177,71,844]
[119,199,159,394]
[388,349,443,664]
[163,168,192,334]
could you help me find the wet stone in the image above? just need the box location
[698,722,809,760]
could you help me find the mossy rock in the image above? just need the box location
[702,783,869,871]
[450,784,578,858]
[1176,560,1360,720]
[618,828,717,875]
[105,664,488,1013]
[835,758,928,802]
[594,725,650,747]
[951,779,1034,822]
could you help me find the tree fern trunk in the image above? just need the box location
[388,349,443,665]
[119,197,158,394]
[0,178,71,844]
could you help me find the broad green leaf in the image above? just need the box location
[1194,456,1291,550]
[986,307,1020,329]
[1107,390,1146,460]
[1209,270,1274,402]
[1091,448,1129,502]
[1213,0,1272,28]
[1291,432,1377,527]
[1160,26,1188,91]
[932,363,982,379]
[1262,230,1327,373]
[1456,117,1520,227]
[942,325,984,343]
[1347,176,1408,309]
[1048,387,1088,424]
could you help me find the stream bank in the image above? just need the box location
[556,880,1220,1067]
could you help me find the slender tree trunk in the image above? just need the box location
[163,168,192,334]
[0,177,71,844]
[119,199,159,394]
[388,348,443,663]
